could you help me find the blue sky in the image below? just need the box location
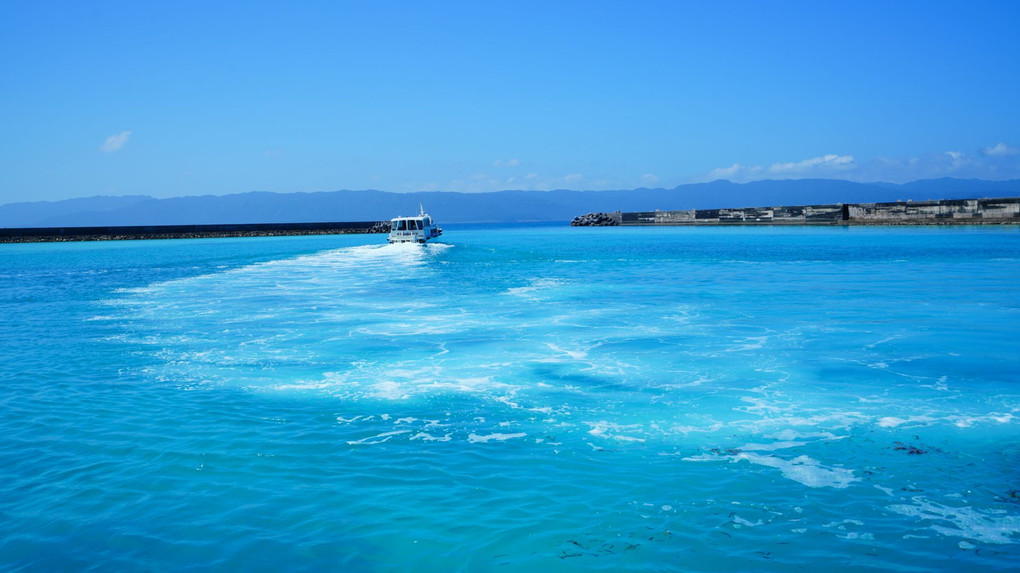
[1,1,1018,203]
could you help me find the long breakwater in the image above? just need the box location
[573,197,1020,226]
[0,221,389,243]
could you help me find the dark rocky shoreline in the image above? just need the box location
[0,221,391,243]
[570,212,620,226]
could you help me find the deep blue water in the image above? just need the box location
[1,225,1019,571]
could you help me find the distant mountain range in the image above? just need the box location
[2,178,1019,227]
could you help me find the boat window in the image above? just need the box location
[411,220,421,230]
[396,220,407,231]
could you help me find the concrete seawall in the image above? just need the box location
[589,197,1020,226]
[0,221,390,243]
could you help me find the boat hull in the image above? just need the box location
[388,209,442,244]
[387,228,442,244]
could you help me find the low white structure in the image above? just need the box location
[388,205,443,244]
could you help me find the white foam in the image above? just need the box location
[725,335,769,352]
[545,343,589,360]
[426,376,509,393]
[766,429,841,441]
[312,369,511,401]
[738,431,847,452]
[368,381,410,400]
[739,441,812,452]
[504,278,565,300]
[669,422,725,434]
[731,515,764,527]
[865,335,901,349]
[877,415,937,428]
[887,497,1020,544]
[409,432,452,442]
[873,485,896,496]
[949,412,1015,428]
[680,454,718,462]
[736,396,789,416]
[739,412,869,433]
[823,519,864,529]
[467,432,527,443]
[351,322,461,337]
[347,430,410,445]
[734,453,859,489]
[586,421,646,443]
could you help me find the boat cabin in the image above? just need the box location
[388,207,442,244]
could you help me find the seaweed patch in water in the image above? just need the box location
[893,441,928,455]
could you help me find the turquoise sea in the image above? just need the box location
[1,225,1019,571]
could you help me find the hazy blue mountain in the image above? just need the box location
[2,178,1018,227]
[0,195,153,227]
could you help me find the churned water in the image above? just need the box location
[1,225,1018,571]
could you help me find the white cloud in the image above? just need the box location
[492,158,521,167]
[441,171,610,192]
[705,162,763,181]
[944,150,979,171]
[852,151,988,182]
[709,163,742,178]
[695,145,1020,185]
[640,173,660,185]
[100,130,132,153]
[769,154,856,174]
[698,154,856,183]
[980,142,1020,157]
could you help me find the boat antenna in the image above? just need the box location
[419,202,425,216]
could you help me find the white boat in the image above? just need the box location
[388,205,443,244]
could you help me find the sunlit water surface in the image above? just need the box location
[1,225,1018,571]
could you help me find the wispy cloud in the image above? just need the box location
[100,131,132,153]
[980,142,1020,157]
[436,171,597,192]
[699,144,1020,184]
[858,150,987,182]
[705,163,763,181]
[408,142,1019,193]
[768,154,856,174]
[700,154,856,183]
